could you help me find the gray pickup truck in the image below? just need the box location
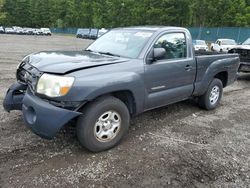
[3,26,239,152]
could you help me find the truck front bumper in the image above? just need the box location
[3,83,81,139]
[239,62,250,73]
[3,82,27,112]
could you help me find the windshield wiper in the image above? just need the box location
[85,49,94,52]
[85,49,120,57]
[97,51,120,57]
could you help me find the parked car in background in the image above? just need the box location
[23,28,34,35]
[5,27,15,34]
[3,26,240,152]
[88,28,99,39]
[76,28,90,39]
[193,40,208,51]
[13,26,24,35]
[41,28,51,36]
[98,28,108,38]
[76,28,83,38]
[228,38,250,73]
[0,26,4,33]
[23,28,29,35]
[211,39,237,52]
[33,29,43,35]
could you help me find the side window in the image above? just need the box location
[216,40,221,45]
[154,33,187,60]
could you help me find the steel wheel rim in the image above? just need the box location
[94,111,121,142]
[209,85,220,105]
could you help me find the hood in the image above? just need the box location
[27,51,129,74]
[231,45,250,50]
[221,45,236,48]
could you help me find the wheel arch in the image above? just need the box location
[78,90,137,116]
[214,71,228,88]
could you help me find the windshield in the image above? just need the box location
[195,40,206,45]
[242,38,250,45]
[42,28,50,32]
[87,30,153,58]
[221,39,236,45]
[90,29,98,34]
[77,29,89,34]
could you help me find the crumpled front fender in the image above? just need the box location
[3,82,27,112]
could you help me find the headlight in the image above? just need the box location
[36,73,75,97]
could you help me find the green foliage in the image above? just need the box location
[1,0,250,27]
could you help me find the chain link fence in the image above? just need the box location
[51,27,250,43]
[189,27,250,43]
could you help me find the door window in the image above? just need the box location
[154,33,187,60]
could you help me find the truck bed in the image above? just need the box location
[195,50,226,56]
[193,52,239,96]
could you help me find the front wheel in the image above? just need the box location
[198,78,223,110]
[76,96,130,152]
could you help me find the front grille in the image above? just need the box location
[232,49,250,63]
[16,63,41,91]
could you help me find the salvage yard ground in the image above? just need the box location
[0,34,250,187]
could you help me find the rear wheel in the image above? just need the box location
[198,78,223,110]
[77,96,130,152]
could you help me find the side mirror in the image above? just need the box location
[153,48,166,60]
[146,48,166,64]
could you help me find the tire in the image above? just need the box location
[198,78,223,110]
[76,96,130,152]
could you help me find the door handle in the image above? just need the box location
[185,65,193,71]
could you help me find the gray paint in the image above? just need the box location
[22,26,239,115]
[5,27,240,117]
[3,26,240,138]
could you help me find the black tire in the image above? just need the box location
[76,96,130,152]
[198,78,223,110]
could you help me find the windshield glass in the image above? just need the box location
[195,40,206,45]
[90,29,98,34]
[221,39,236,45]
[242,38,250,45]
[87,30,153,58]
[77,29,89,34]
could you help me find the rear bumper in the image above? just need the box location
[22,91,81,139]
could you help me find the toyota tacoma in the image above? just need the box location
[3,26,240,152]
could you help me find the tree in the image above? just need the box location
[1,0,250,28]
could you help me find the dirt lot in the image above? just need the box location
[0,34,249,188]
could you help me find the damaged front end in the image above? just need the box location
[3,61,81,139]
[3,82,27,112]
[3,59,39,112]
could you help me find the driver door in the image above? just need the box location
[144,32,196,110]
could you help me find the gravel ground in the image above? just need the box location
[0,34,249,188]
